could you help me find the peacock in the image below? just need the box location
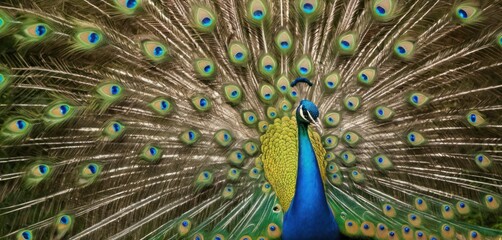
[0,0,501,239]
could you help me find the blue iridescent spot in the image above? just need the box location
[471,231,478,238]
[264,64,273,72]
[346,134,351,140]
[203,65,212,73]
[459,202,465,208]
[113,123,121,132]
[60,105,69,115]
[292,91,297,96]
[397,46,406,54]
[352,171,358,176]
[280,85,287,91]
[35,25,46,36]
[404,227,410,233]
[195,237,201,240]
[235,52,244,60]
[231,90,238,97]
[280,41,289,48]
[111,85,120,95]
[477,155,483,162]
[203,172,209,178]
[215,237,221,240]
[223,133,229,140]
[253,169,258,174]
[470,113,476,123]
[232,169,237,174]
[126,0,137,9]
[17,120,26,130]
[149,147,157,156]
[363,224,369,230]
[253,10,264,20]
[282,105,288,110]
[377,108,384,116]
[270,112,276,117]
[376,6,386,15]
[487,196,494,202]
[417,232,423,237]
[22,231,31,240]
[153,46,163,56]
[347,221,353,227]
[332,174,338,178]
[328,117,333,122]
[412,95,419,103]
[341,40,350,49]
[188,131,195,140]
[88,32,99,44]
[248,115,255,121]
[161,100,168,110]
[361,74,368,81]
[264,93,271,99]
[199,98,207,107]
[444,225,450,231]
[386,205,392,211]
[409,134,416,142]
[348,101,354,107]
[201,17,212,26]
[303,3,314,13]
[431,238,437,240]
[389,232,395,237]
[343,154,348,160]
[60,216,69,224]
[299,67,308,74]
[417,198,423,205]
[265,184,270,188]
[182,220,188,227]
[410,214,416,220]
[39,165,48,174]
[458,9,468,19]
[88,164,97,174]
[327,138,332,144]
[327,81,334,87]
[379,225,385,231]
[270,225,276,231]
[237,152,243,159]
[444,205,450,211]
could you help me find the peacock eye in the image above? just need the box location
[242,140,259,156]
[191,94,212,112]
[275,29,294,54]
[97,82,124,101]
[466,110,486,127]
[247,0,268,24]
[149,97,175,116]
[394,39,415,59]
[258,53,278,78]
[454,4,480,24]
[322,71,341,92]
[179,129,201,145]
[295,55,314,77]
[228,41,249,65]
[141,40,168,62]
[194,58,216,78]
[371,0,397,21]
[227,149,246,166]
[25,163,52,187]
[192,6,217,32]
[140,145,162,162]
[241,110,258,126]
[103,121,125,140]
[17,230,33,240]
[258,83,277,104]
[335,32,358,55]
[114,0,141,14]
[2,118,32,140]
[75,29,103,49]
[24,23,51,40]
[178,219,192,236]
[44,101,75,124]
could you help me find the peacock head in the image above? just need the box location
[296,99,321,127]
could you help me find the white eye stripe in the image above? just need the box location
[298,104,308,122]
[306,110,315,123]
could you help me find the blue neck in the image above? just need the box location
[282,122,340,240]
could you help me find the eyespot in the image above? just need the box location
[258,53,278,78]
[497,32,502,48]
[335,32,358,55]
[454,4,480,24]
[193,233,204,240]
[267,222,280,236]
[350,168,365,183]
[373,154,393,170]
[261,181,271,193]
[408,213,422,227]
[214,129,233,147]
[276,98,292,113]
[44,101,76,124]
[373,105,394,121]
[195,170,213,188]
[298,0,320,16]
[329,172,343,186]
[194,58,216,78]
[25,163,52,188]
[78,163,101,186]
[257,121,269,133]
[179,129,201,145]
[466,110,486,127]
[406,131,425,146]
[242,140,259,156]
[258,83,277,104]
[227,168,241,180]
[275,75,291,94]
[323,111,341,128]
[288,88,299,102]
[360,221,375,237]
[247,0,269,24]
[249,167,261,179]
[322,135,339,149]
[456,201,470,215]
[415,230,426,240]
[149,97,175,116]
[441,204,455,220]
[322,71,341,92]
[228,41,249,65]
[140,145,162,162]
[222,84,243,105]
[343,130,361,147]
[275,29,294,54]
[371,0,397,21]
[114,0,141,14]
[55,214,73,236]
[325,151,336,161]
[241,110,258,126]
[344,96,361,111]
[96,82,124,102]
[178,219,192,236]
[401,225,413,239]
[345,219,359,235]
[357,67,377,86]
[327,162,340,174]
[469,230,481,240]
[75,29,103,49]
[414,197,428,211]
[266,106,279,120]
[103,121,125,141]
[17,230,33,240]
[2,118,32,140]
[272,203,282,213]
[376,223,388,239]
[407,92,429,107]
[23,23,51,40]
[191,94,212,112]
[340,150,356,166]
[228,149,246,166]
[192,6,217,32]
[394,39,415,59]
[474,153,492,170]
[0,67,12,92]
[141,40,168,62]
[295,55,314,77]
[441,224,455,239]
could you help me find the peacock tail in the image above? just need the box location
[0,0,501,239]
